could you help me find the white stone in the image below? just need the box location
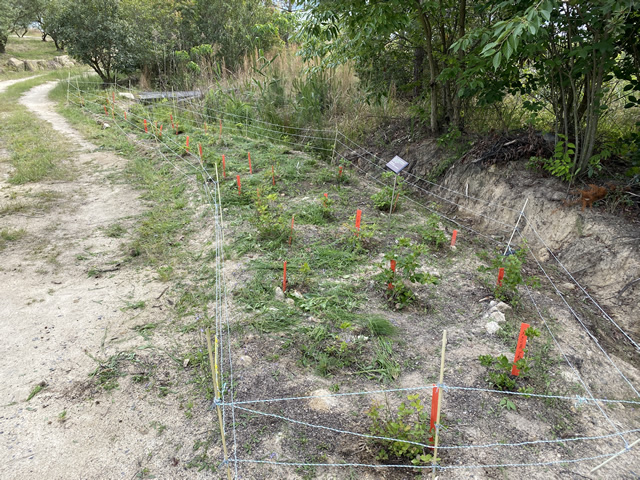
[275,287,284,301]
[285,298,295,306]
[308,389,339,412]
[237,355,252,367]
[493,301,512,313]
[488,310,506,323]
[485,321,501,334]
[118,92,135,100]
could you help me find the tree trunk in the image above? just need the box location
[413,47,424,97]
[415,0,439,133]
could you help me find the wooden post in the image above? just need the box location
[590,437,640,473]
[205,330,232,480]
[431,330,447,479]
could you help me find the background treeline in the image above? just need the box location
[1,0,638,181]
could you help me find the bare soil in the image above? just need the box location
[0,80,216,479]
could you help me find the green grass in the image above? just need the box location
[2,34,62,61]
[0,70,83,185]
[0,227,26,251]
[26,382,46,401]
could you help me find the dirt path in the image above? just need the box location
[0,82,210,479]
[0,75,42,94]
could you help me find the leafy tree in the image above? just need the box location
[0,0,17,53]
[295,0,472,132]
[55,0,143,82]
[454,0,640,176]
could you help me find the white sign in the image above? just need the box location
[386,155,409,174]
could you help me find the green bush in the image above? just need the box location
[367,395,434,466]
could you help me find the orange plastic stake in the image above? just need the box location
[144,119,148,133]
[186,136,190,152]
[339,165,343,177]
[388,259,397,290]
[355,209,362,234]
[451,230,458,247]
[430,384,439,442]
[112,91,115,104]
[248,152,253,174]
[283,261,287,292]
[104,105,108,116]
[159,124,163,137]
[170,114,174,129]
[272,165,275,185]
[236,175,241,195]
[289,215,295,245]
[511,323,531,376]
[222,154,226,178]
[124,111,127,120]
[497,267,505,287]
[198,143,203,159]
[323,193,328,207]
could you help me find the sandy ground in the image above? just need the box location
[0,79,216,479]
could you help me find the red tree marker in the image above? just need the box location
[272,165,275,185]
[283,261,287,292]
[430,384,439,442]
[511,322,531,376]
[124,111,127,120]
[289,215,295,245]
[497,267,505,287]
[104,105,108,116]
[170,114,174,129]
[236,175,241,195]
[222,154,226,178]
[450,230,458,247]
[323,193,328,207]
[112,91,115,104]
[159,124,163,138]
[339,165,343,177]
[388,259,397,290]
[186,136,190,152]
[198,143,203,159]
[248,152,253,174]
[355,209,362,234]
[144,119,148,133]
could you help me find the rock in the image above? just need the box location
[24,60,39,71]
[119,92,135,100]
[537,247,550,262]
[54,55,75,68]
[46,60,59,70]
[291,290,303,299]
[493,301,512,313]
[285,298,295,306]
[489,300,497,308]
[275,287,284,301]
[488,310,506,324]
[308,389,339,412]
[183,358,190,368]
[102,123,110,129]
[560,370,580,383]
[237,355,252,367]
[7,57,24,70]
[485,321,501,334]
[449,245,457,252]
[561,282,577,292]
